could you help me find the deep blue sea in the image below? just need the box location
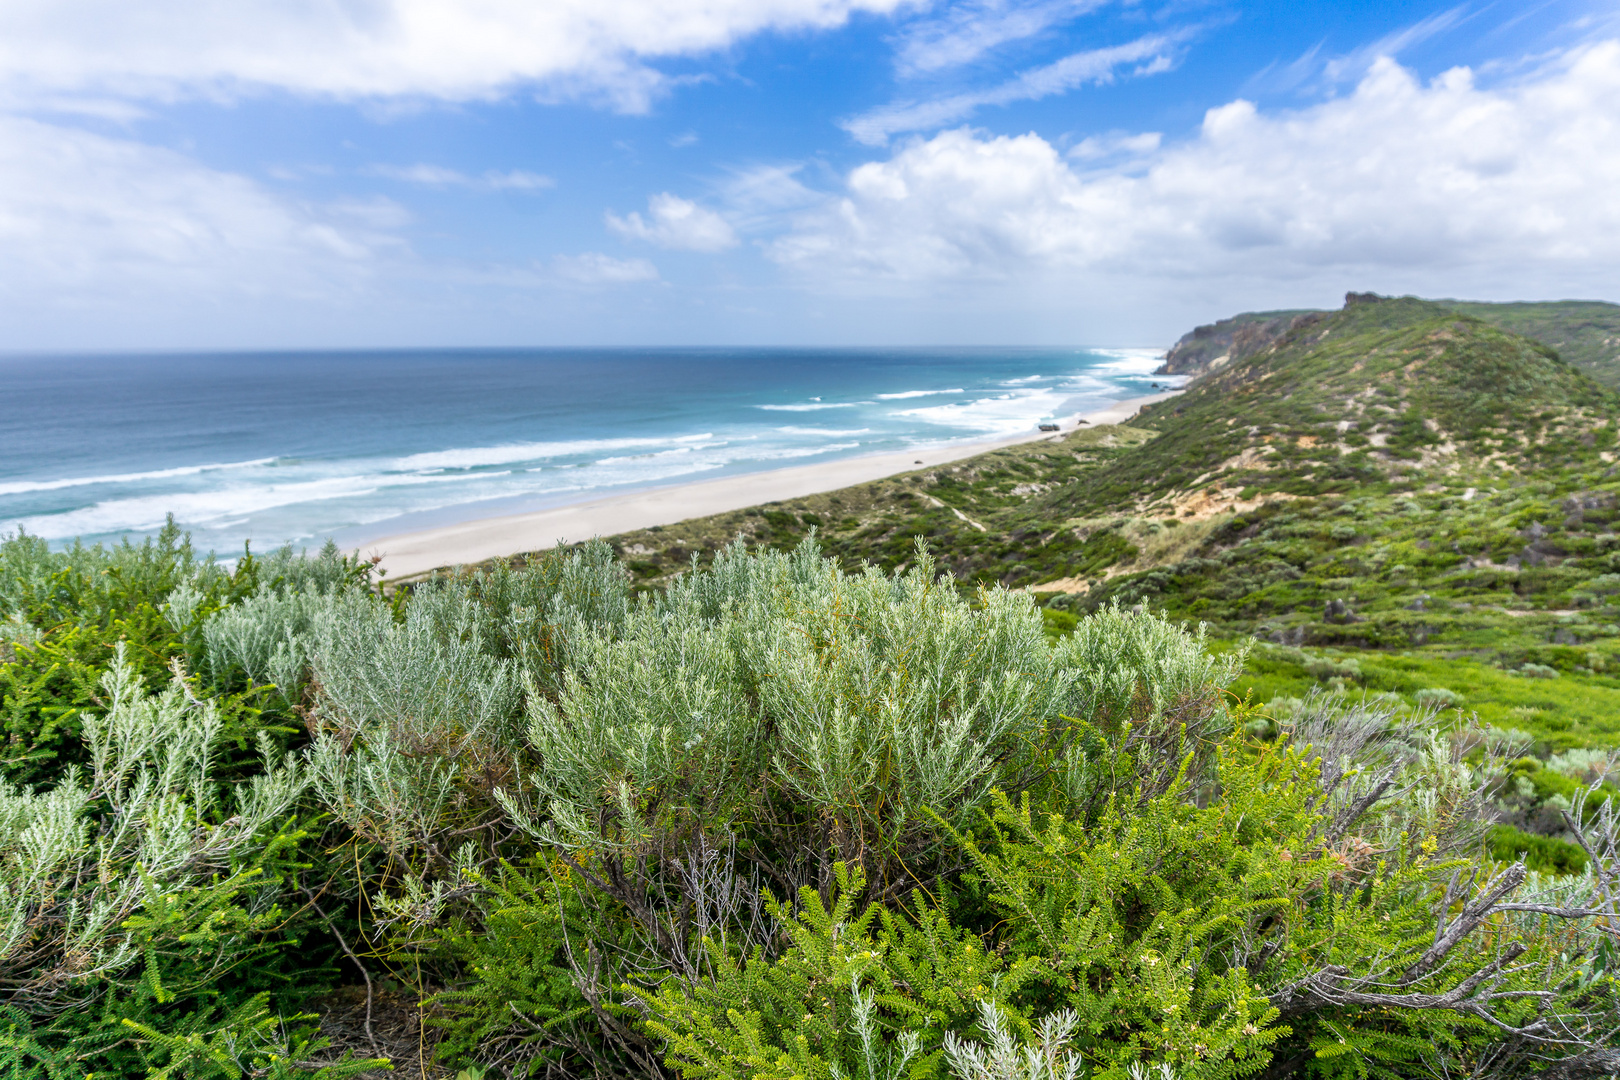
[0,346,1176,557]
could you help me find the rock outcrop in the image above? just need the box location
[1157,307,1321,376]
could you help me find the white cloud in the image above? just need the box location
[0,115,396,307]
[893,0,1109,78]
[1067,129,1161,161]
[367,164,554,190]
[0,0,909,112]
[606,192,739,251]
[843,32,1181,144]
[777,41,1620,293]
[552,252,661,283]
[719,164,824,231]
[479,169,556,191]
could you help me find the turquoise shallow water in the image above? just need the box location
[0,346,1176,557]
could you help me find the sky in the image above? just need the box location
[1,0,1618,348]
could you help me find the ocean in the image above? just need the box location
[0,346,1177,557]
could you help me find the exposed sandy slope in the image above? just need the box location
[361,392,1180,580]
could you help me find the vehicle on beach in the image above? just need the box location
[1038,416,1061,431]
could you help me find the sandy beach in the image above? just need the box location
[362,391,1179,580]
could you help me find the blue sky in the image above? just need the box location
[1,0,1617,348]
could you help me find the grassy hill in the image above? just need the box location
[1058,294,1620,747]
[1164,294,1620,387]
[1436,298,1620,387]
[1045,293,1611,520]
[1065,293,1615,623]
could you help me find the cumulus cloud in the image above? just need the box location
[0,115,396,306]
[367,164,554,191]
[778,42,1620,291]
[606,193,739,251]
[552,252,661,283]
[843,32,1182,144]
[0,0,909,112]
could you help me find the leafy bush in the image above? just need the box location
[644,691,1620,1079]
[0,648,362,1078]
[8,530,1620,1080]
[642,862,1015,1080]
[1414,687,1465,709]
[1487,824,1589,874]
[0,649,309,1000]
[500,540,1237,887]
[423,864,597,1077]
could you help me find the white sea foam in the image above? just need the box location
[1087,348,1168,374]
[595,443,722,465]
[775,426,874,436]
[10,469,507,539]
[393,435,714,472]
[755,402,866,411]
[0,457,278,497]
[1055,372,1109,388]
[893,387,1075,433]
[750,441,862,461]
[873,388,964,400]
[595,437,863,474]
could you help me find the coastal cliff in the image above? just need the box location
[1155,305,1319,375]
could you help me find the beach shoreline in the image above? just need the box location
[361,391,1180,580]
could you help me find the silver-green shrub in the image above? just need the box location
[252,538,360,595]
[0,647,307,1010]
[201,584,332,699]
[943,1002,1084,1080]
[504,540,1215,885]
[307,588,521,860]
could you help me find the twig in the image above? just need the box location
[301,885,381,1056]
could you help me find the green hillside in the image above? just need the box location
[1163,294,1620,387]
[1437,298,1620,387]
[1050,293,1611,524]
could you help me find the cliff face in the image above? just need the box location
[1157,306,1321,375]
